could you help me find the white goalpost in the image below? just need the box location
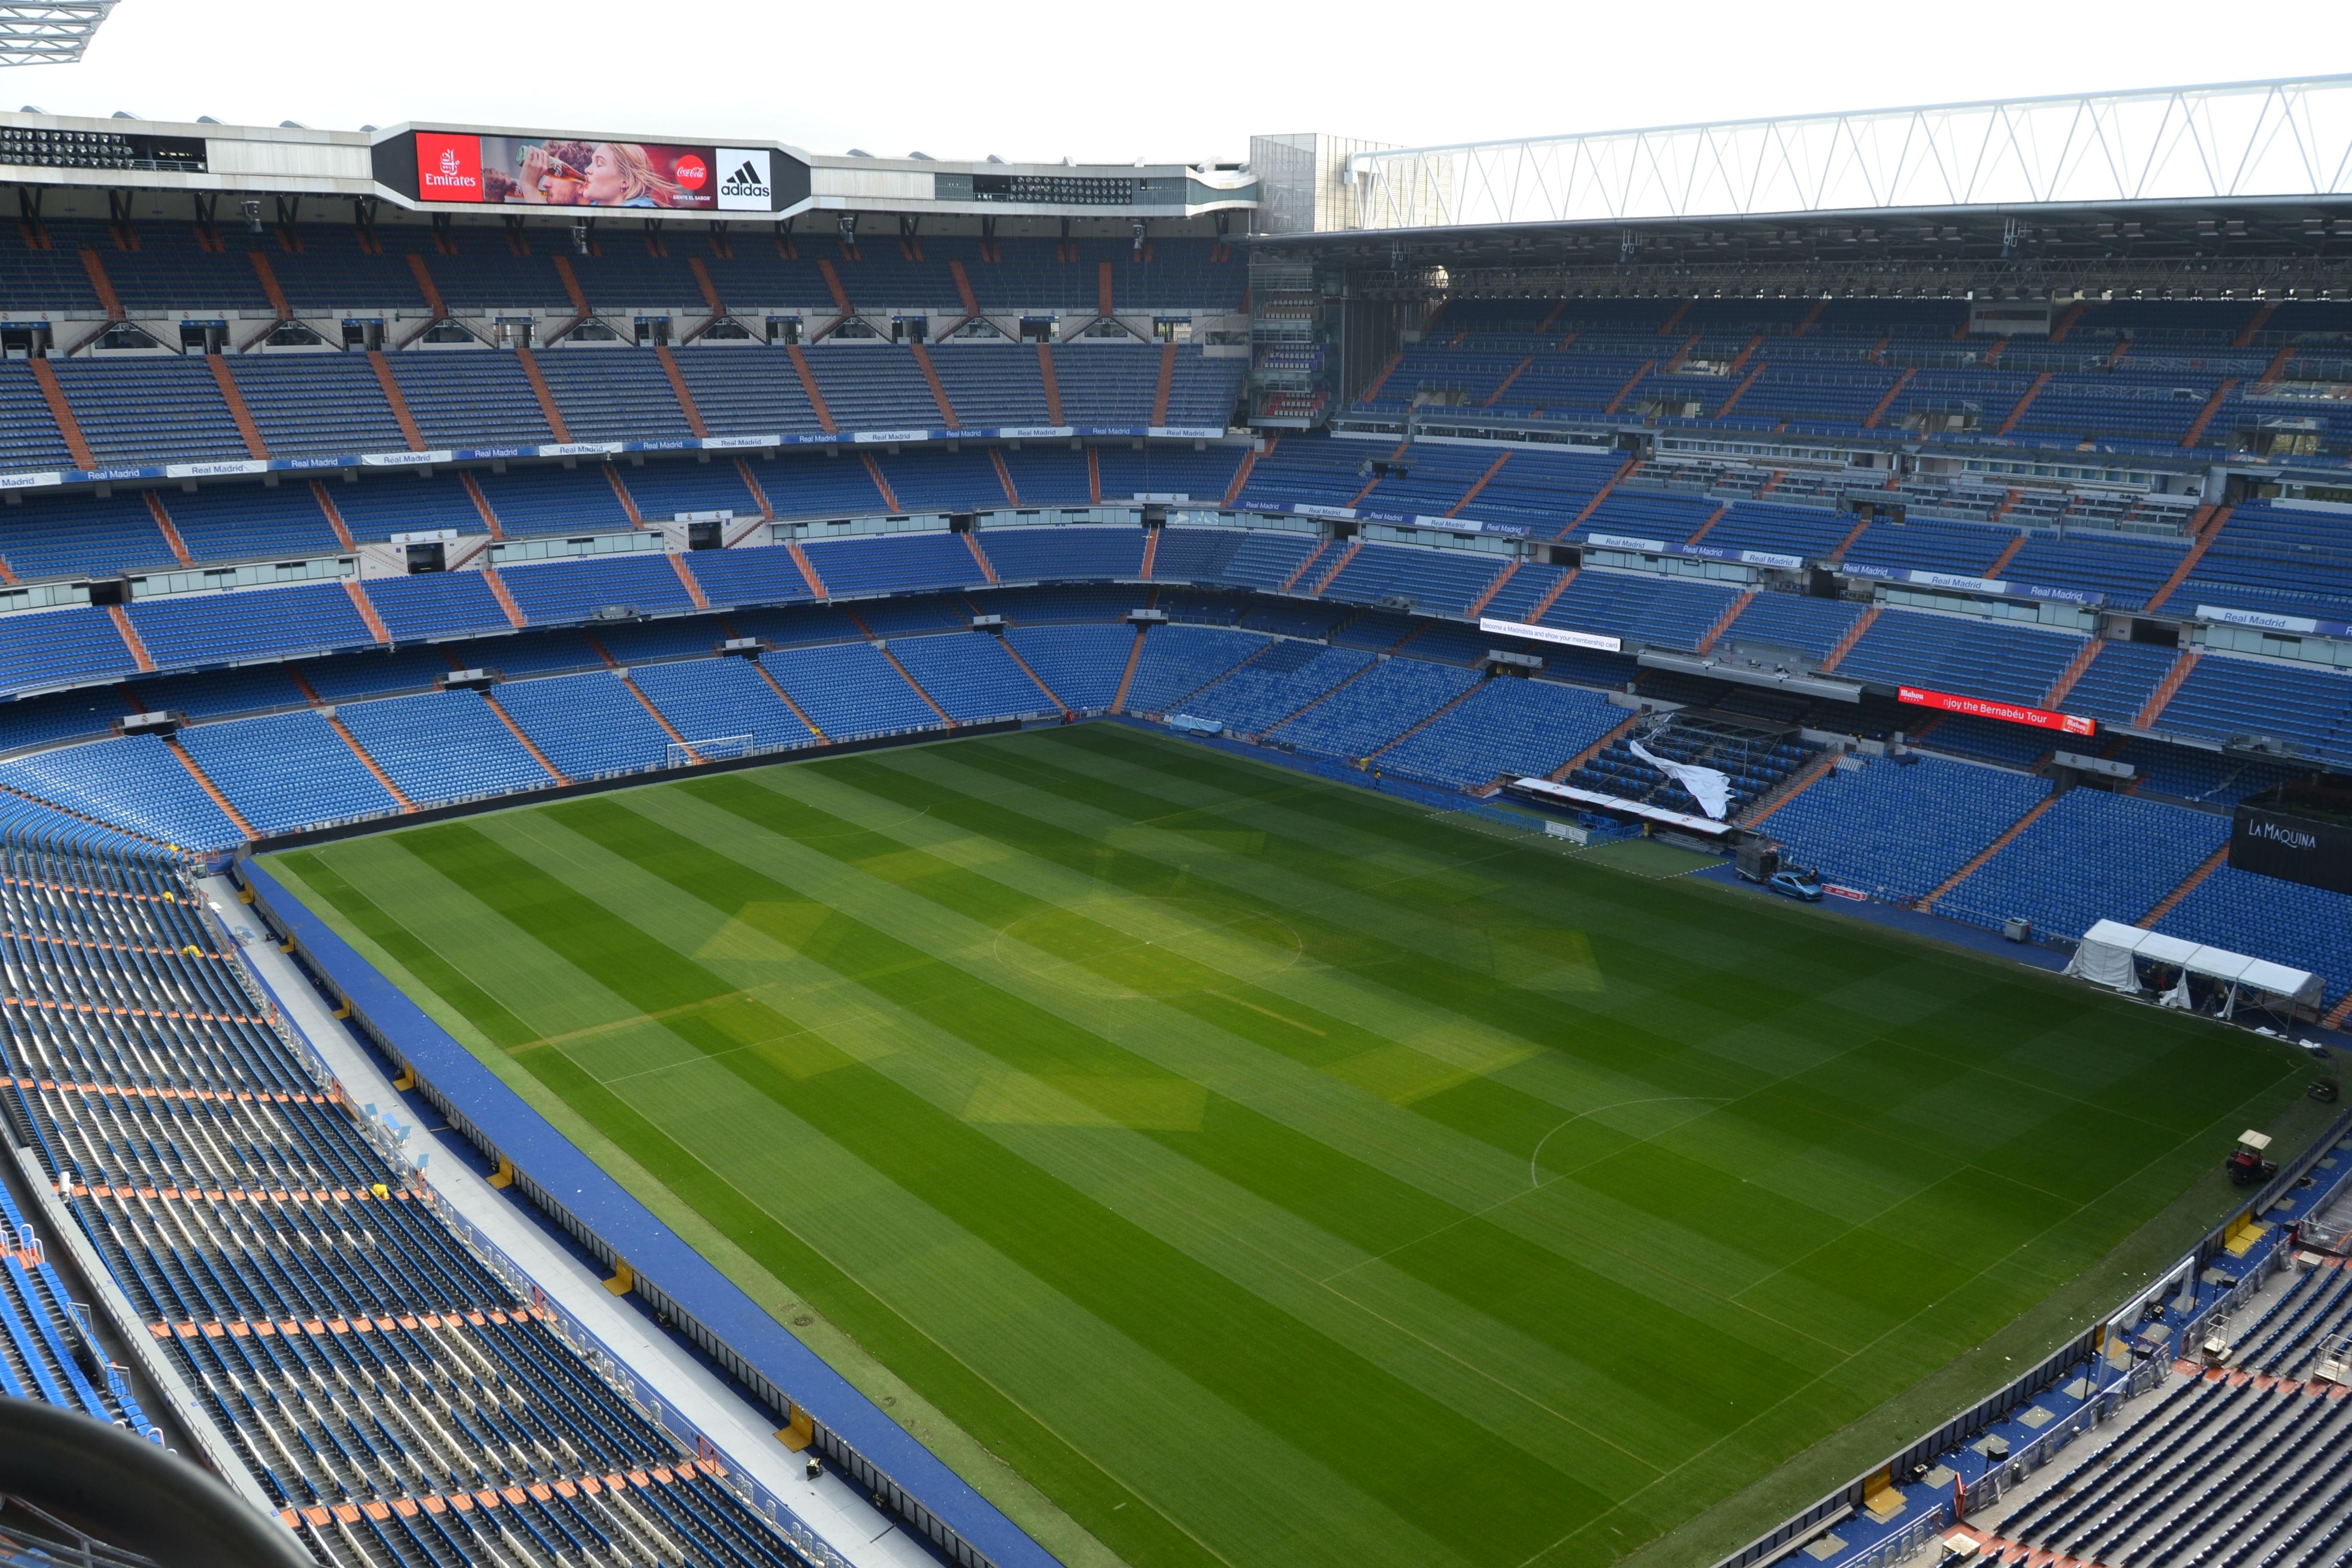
[669,734,754,767]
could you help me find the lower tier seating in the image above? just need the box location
[1761,755,2051,905]
[0,830,812,1568]
[0,578,2344,1015]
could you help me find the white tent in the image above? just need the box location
[2065,919,2325,1015]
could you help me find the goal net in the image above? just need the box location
[669,734,754,767]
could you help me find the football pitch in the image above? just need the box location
[264,724,2314,1568]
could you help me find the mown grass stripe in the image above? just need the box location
[395,814,1609,1568]
[607,777,1815,1448]
[518,792,1708,1490]
[266,727,2315,1568]
[870,737,2270,1145]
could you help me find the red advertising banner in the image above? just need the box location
[415,131,483,203]
[1898,685,2096,737]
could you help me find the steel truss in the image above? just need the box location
[0,2,117,65]
[1342,76,2352,231]
[1348,255,2352,302]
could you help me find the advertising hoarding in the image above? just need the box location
[2232,787,2352,896]
[1897,685,2095,737]
[1477,617,1624,653]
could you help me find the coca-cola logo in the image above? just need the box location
[672,153,707,189]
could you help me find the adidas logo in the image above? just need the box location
[720,159,768,198]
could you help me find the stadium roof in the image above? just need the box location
[0,2,116,66]
[1335,74,2352,233]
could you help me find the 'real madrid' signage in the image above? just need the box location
[376,129,804,213]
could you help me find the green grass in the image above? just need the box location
[264,724,2317,1568]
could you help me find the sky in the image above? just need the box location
[8,0,2350,165]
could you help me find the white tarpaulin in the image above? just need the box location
[2065,919,2326,1013]
[1628,740,1732,821]
[1506,777,1733,836]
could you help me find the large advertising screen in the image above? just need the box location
[413,132,779,211]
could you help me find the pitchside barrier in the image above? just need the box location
[246,720,1020,853]
[237,861,1059,1568]
[1710,1102,2352,1568]
[1128,715,1644,843]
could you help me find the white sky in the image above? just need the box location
[9,0,2351,166]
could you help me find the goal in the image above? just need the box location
[668,734,754,767]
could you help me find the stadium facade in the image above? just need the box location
[0,79,2344,1568]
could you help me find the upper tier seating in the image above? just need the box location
[129,580,375,668]
[48,357,248,465]
[536,349,697,442]
[0,605,136,693]
[1832,615,2082,706]
[230,354,408,457]
[979,524,1144,582]
[1347,295,2349,463]
[2183,503,2352,625]
[672,347,827,438]
[803,530,986,598]
[386,352,555,448]
[0,361,71,471]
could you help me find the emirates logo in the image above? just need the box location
[439,148,459,176]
